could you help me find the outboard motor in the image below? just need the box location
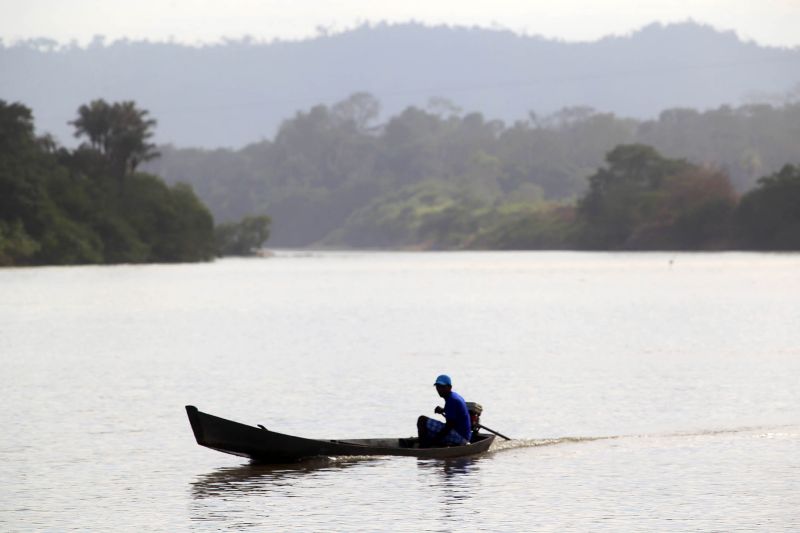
[466,402,483,441]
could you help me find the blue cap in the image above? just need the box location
[434,374,452,387]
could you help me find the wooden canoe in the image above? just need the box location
[186,405,495,463]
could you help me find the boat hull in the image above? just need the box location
[186,405,495,463]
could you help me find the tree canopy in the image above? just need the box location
[576,145,736,250]
[71,99,159,182]
[0,100,216,265]
[215,215,271,256]
[735,165,800,250]
[146,95,800,250]
[5,95,800,260]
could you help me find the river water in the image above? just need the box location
[2,252,799,531]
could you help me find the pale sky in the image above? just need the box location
[1,0,799,48]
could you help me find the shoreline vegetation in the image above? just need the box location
[2,97,799,266]
[149,94,800,252]
[0,100,269,266]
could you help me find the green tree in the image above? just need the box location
[624,168,736,249]
[735,164,800,250]
[0,220,40,265]
[71,99,159,184]
[576,145,740,249]
[1,100,217,265]
[120,174,216,262]
[578,144,690,248]
[0,101,42,227]
[0,100,101,264]
[332,92,380,132]
[215,215,272,256]
[70,99,114,152]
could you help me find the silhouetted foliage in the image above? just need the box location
[735,165,800,250]
[71,99,159,185]
[576,145,737,249]
[215,215,272,256]
[0,100,215,265]
[6,95,798,256]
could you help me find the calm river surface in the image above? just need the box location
[2,252,799,531]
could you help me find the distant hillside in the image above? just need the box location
[144,99,800,247]
[2,21,799,148]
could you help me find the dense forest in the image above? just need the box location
[0,100,269,266]
[4,95,799,264]
[146,95,800,249]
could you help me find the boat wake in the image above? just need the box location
[488,423,799,453]
[490,435,616,452]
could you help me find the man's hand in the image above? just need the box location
[434,406,445,415]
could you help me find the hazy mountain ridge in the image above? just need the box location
[2,21,799,148]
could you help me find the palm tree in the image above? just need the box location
[71,99,160,186]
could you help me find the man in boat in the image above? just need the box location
[417,374,471,447]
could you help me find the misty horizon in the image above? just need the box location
[4,21,799,149]
[3,19,796,50]
[4,0,800,48]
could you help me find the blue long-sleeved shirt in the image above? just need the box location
[443,391,471,442]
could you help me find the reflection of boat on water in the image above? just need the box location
[191,459,363,499]
[192,454,487,500]
[186,405,495,463]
